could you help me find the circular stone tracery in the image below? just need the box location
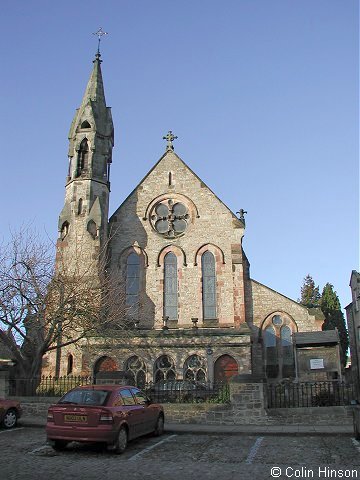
[150,199,190,238]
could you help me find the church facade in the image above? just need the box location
[43,52,323,385]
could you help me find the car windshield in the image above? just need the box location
[59,389,109,406]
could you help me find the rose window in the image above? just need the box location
[150,199,190,238]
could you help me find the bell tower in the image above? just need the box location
[56,50,114,277]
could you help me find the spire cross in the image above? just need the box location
[92,27,108,55]
[163,131,178,151]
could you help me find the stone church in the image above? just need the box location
[43,51,323,386]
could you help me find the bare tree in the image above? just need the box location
[0,227,132,390]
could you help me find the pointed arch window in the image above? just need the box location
[184,355,207,382]
[280,325,295,378]
[202,251,217,319]
[60,221,69,240]
[87,220,97,239]
[264,326,279,379]
[154,355,176,383]
[126,253,140,318]
[80,120,91,129]
[164,252,178,321]
[125,356,146,388]
[67,354,74,375]
[77,198,83,215]
[262,316,295,380]
[76,138,89,177]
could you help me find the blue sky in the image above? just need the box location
[1,0,358,310]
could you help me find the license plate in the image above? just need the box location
[64,414,87,423]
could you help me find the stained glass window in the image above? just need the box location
[202,251,216,319]
[164,253,178,320]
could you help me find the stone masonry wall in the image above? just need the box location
[250,280,321,332]
[108,150,246,329]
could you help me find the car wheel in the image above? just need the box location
[2,409,17,429]
[52,440,69,451]
[112,426,128,454]
[153,415,164,436]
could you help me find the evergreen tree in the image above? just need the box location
[299,274,321,307]
[321,283,349,367]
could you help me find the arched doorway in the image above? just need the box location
[214,354,238,383]
[93,356,118,375]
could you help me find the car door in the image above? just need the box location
[119,388,145,439]
[130,388,155,434]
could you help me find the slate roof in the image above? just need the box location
[294,330,339,346]
[307,307,325,322]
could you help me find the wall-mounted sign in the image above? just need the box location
[310,358,324,370]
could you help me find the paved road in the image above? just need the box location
[1,426,360,480]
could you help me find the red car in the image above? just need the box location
[0,398,22,429]
[46,385,164,453]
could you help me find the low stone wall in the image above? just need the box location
[9,381,353,426]
[267,406,353,425]
[164,403,261,425]
[16,397,56,417]
[164,405,352,426]
[15,399,353,426]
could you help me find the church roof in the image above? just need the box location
[110,148,245,227]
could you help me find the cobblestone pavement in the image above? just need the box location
[1,427,360,480]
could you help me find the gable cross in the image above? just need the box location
[236,209,248,221]
[163,131,178,151]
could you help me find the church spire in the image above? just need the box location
[79,51,106,109]
[67,47,114,177]
[58,45,114,266]
[75,27,108,109]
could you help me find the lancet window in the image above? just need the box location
[201,251,217,319]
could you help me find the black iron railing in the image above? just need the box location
[9,375,93,397]
[144,381,230,404]
[267,381,359,408]
[8,376,230,403]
